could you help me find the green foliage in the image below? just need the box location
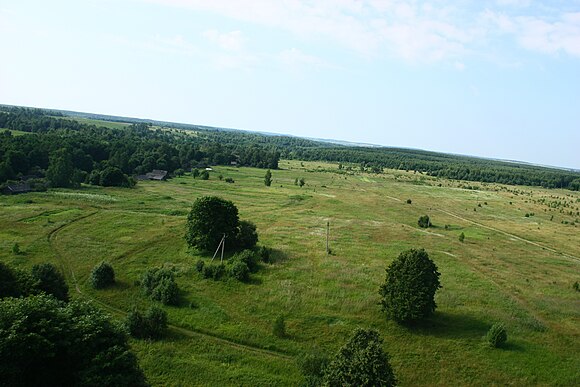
[232,249,260,273]
[298,351,330,387]
[228,260,250,282]
[0,262,38,299]
[192,168,200,178]
[322,328,396,387]
[195,259,205,273]
[379,248,441,323]
[202,263,226,280]
[259,245,272,263]
[200,170,210,180]
[264,169,272,186]
[99,166,133,187]
[90,261,115,289]
[459,232,465,243]
[185,196,239,252]
[125,306,168,340]
[11,242,20,255]
[0,294,148,386]
[272,315,286,338]
[141,267,179,305]
[46,148,75,188]
[573,281,580,292]
[225,177,235,183]
[406,199,412,204]
[31,263,69,302]
[235,220,259,251]
[299,178,305,187]
[486,323,508,348]
[418,215,431,228]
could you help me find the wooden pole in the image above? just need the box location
[211,234,225,262]
[326,221,330,254]
[220,234,225,263]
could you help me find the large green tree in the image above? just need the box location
[46,148,75,188]
[323,328,396,386]
[31,262,69,302]
[185,196,240,252]
[0,294,148,386]
[379,248,441,323]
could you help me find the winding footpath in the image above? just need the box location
[47,210,293,361]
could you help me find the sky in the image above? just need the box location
[1,1,579,169]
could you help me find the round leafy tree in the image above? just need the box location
[90,261,115,289]
[185,196,240,252]
[323,328,396,387]
[31,263,69,302]
[379,248,441,323]
[0,294,148,386]
[418,215,431,228]
[486,322,507,348]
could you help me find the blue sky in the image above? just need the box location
[1,0,579,169]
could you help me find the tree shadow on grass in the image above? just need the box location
[401,311,491,340]
[267,248,289,264]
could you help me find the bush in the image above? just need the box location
[379,248,441,323]
[0,294,148,386]
[195,259,205,273]
[298,351,330,387]
[31,263,69,302]
[225,177,235,183]
[486,323,508,348]
[202,263,226,280]
[200,170,209,180]
[573,281,580,292]
[322,328,396,387]
[141,267,179,305]
[12,242,20,255]
[418,215,431,228]
[406,199,412,204]
[228,260,250,282]
[459,232,465,243]
[99,167,133,187]
[90,261,115,289]
[235,220,258,250]
[232,250,260,273]
[273,315,286,338]
[125,306,168,340]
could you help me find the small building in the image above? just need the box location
[136,170,168,181]
[2,181,31,195]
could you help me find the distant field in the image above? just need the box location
[55,116,132,130]
[1,160,578,385]
[0,128,31,136]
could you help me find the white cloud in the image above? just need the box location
[141,0,580,63]
[278,48,330,70]
[202,29,245,51]
[454,61,465,70]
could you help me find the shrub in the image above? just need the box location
[573,281,580,292]
[225,177,235,183]
[200,170,209,180]
[418,215,431,228]
[12,242,20,255]
[379,248,441,323]
[486,323,508,348]
[31,263,69,302]
[298,351,330,387]
[322,328,396,387]
[228,260,250,282]
[141,267,179,305]
[459,232,465,243]
[406,199,412,204]
[202,263,226,280]
[273,315,286,338]
[195,259,205,273]
[90,261,115,289]
[264,169,272,186]
[234,220,258,250]
[232,250,260,273]
[125,306,168,340]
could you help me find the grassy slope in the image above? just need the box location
[1,160,579,386]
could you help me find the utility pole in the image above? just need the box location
[326,221,330,255]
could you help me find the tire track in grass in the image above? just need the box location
[48,210,293,361]
[436,208,580,263]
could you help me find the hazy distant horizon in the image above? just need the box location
[1,1,579,169]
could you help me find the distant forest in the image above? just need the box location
[1,106,579,191]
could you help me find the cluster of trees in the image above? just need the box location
[0,107,280,189]
[141,266,180,306]
[0,262,147,385]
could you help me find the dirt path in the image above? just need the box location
[436,208,580,263]
[48,210,293,361]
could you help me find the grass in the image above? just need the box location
[1,160,579,385]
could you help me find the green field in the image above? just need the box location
[0,128,31,136]
[1,160,579,385]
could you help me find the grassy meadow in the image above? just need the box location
[1,160,579,386]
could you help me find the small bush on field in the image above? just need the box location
[228,260,250,282]
[202,263,226,280]
[125,306,168,339]
[90,261,115,289]
[141,267,179,305]
[418,215,431,228]
[486,323,508,348]
[273,315,286,338]
[195,259,205,273]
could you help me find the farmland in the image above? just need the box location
[1,160,578,385]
